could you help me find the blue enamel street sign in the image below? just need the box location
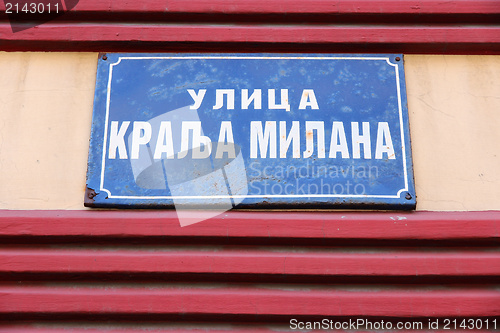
[86,54,416,209]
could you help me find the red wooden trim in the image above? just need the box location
[0,328,277,333]
[0,328,488,333]
[1,24,499,53]
[0,210,498,240]
[1,249,499,276]
[1,285,498,317]
[1,0,499,14]
[46,0,500,15]
[1,0,498,53]
[1,24,499,45]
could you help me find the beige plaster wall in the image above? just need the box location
[0,52,96,209]
[0,53,499,210]
[405,55,500,210]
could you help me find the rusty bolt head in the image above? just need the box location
[102,55,108,61]
[405,192,412,200]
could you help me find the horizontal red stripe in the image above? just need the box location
[0,211,498,240]
[0,328,488,333]
[1,24,499,44]
[1,0,498,52]
[1,286,498,317]
[0,328,276,333]
[1,0,499,14]
[1,249,499,276]
[13,0,498,14]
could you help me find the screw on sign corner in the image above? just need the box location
[4,0,80,33]
[84,186,97,206]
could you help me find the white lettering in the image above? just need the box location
[268,89,290,111]
[280,121,300,158]
[178,121,212,159]
[329,121,349,158]
[241,89,262,110]
[351,122,371,159]
[250,121,277,158]
[153,121,174,159]
[375,122,395,159]
[213,89,235,110]
[130,121,152,159]
[298,89,319,109]
[303,121,325,158]
[187,89,207,110]
[108,121,129,159]
[215,121,236,159]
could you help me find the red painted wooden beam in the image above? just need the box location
[0,328,277,333]
[1,0,499,15]
[0,210,498,240]
[1,23,499,53]
[0,0,498,52]
[0,285,498,317]
[1,24,499,45]
[0,328,489,333]
[47,0,500,15]
[1,249,499,276]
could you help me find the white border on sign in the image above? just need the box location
[100,56,409,200]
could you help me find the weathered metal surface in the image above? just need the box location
[86,53,416,209]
